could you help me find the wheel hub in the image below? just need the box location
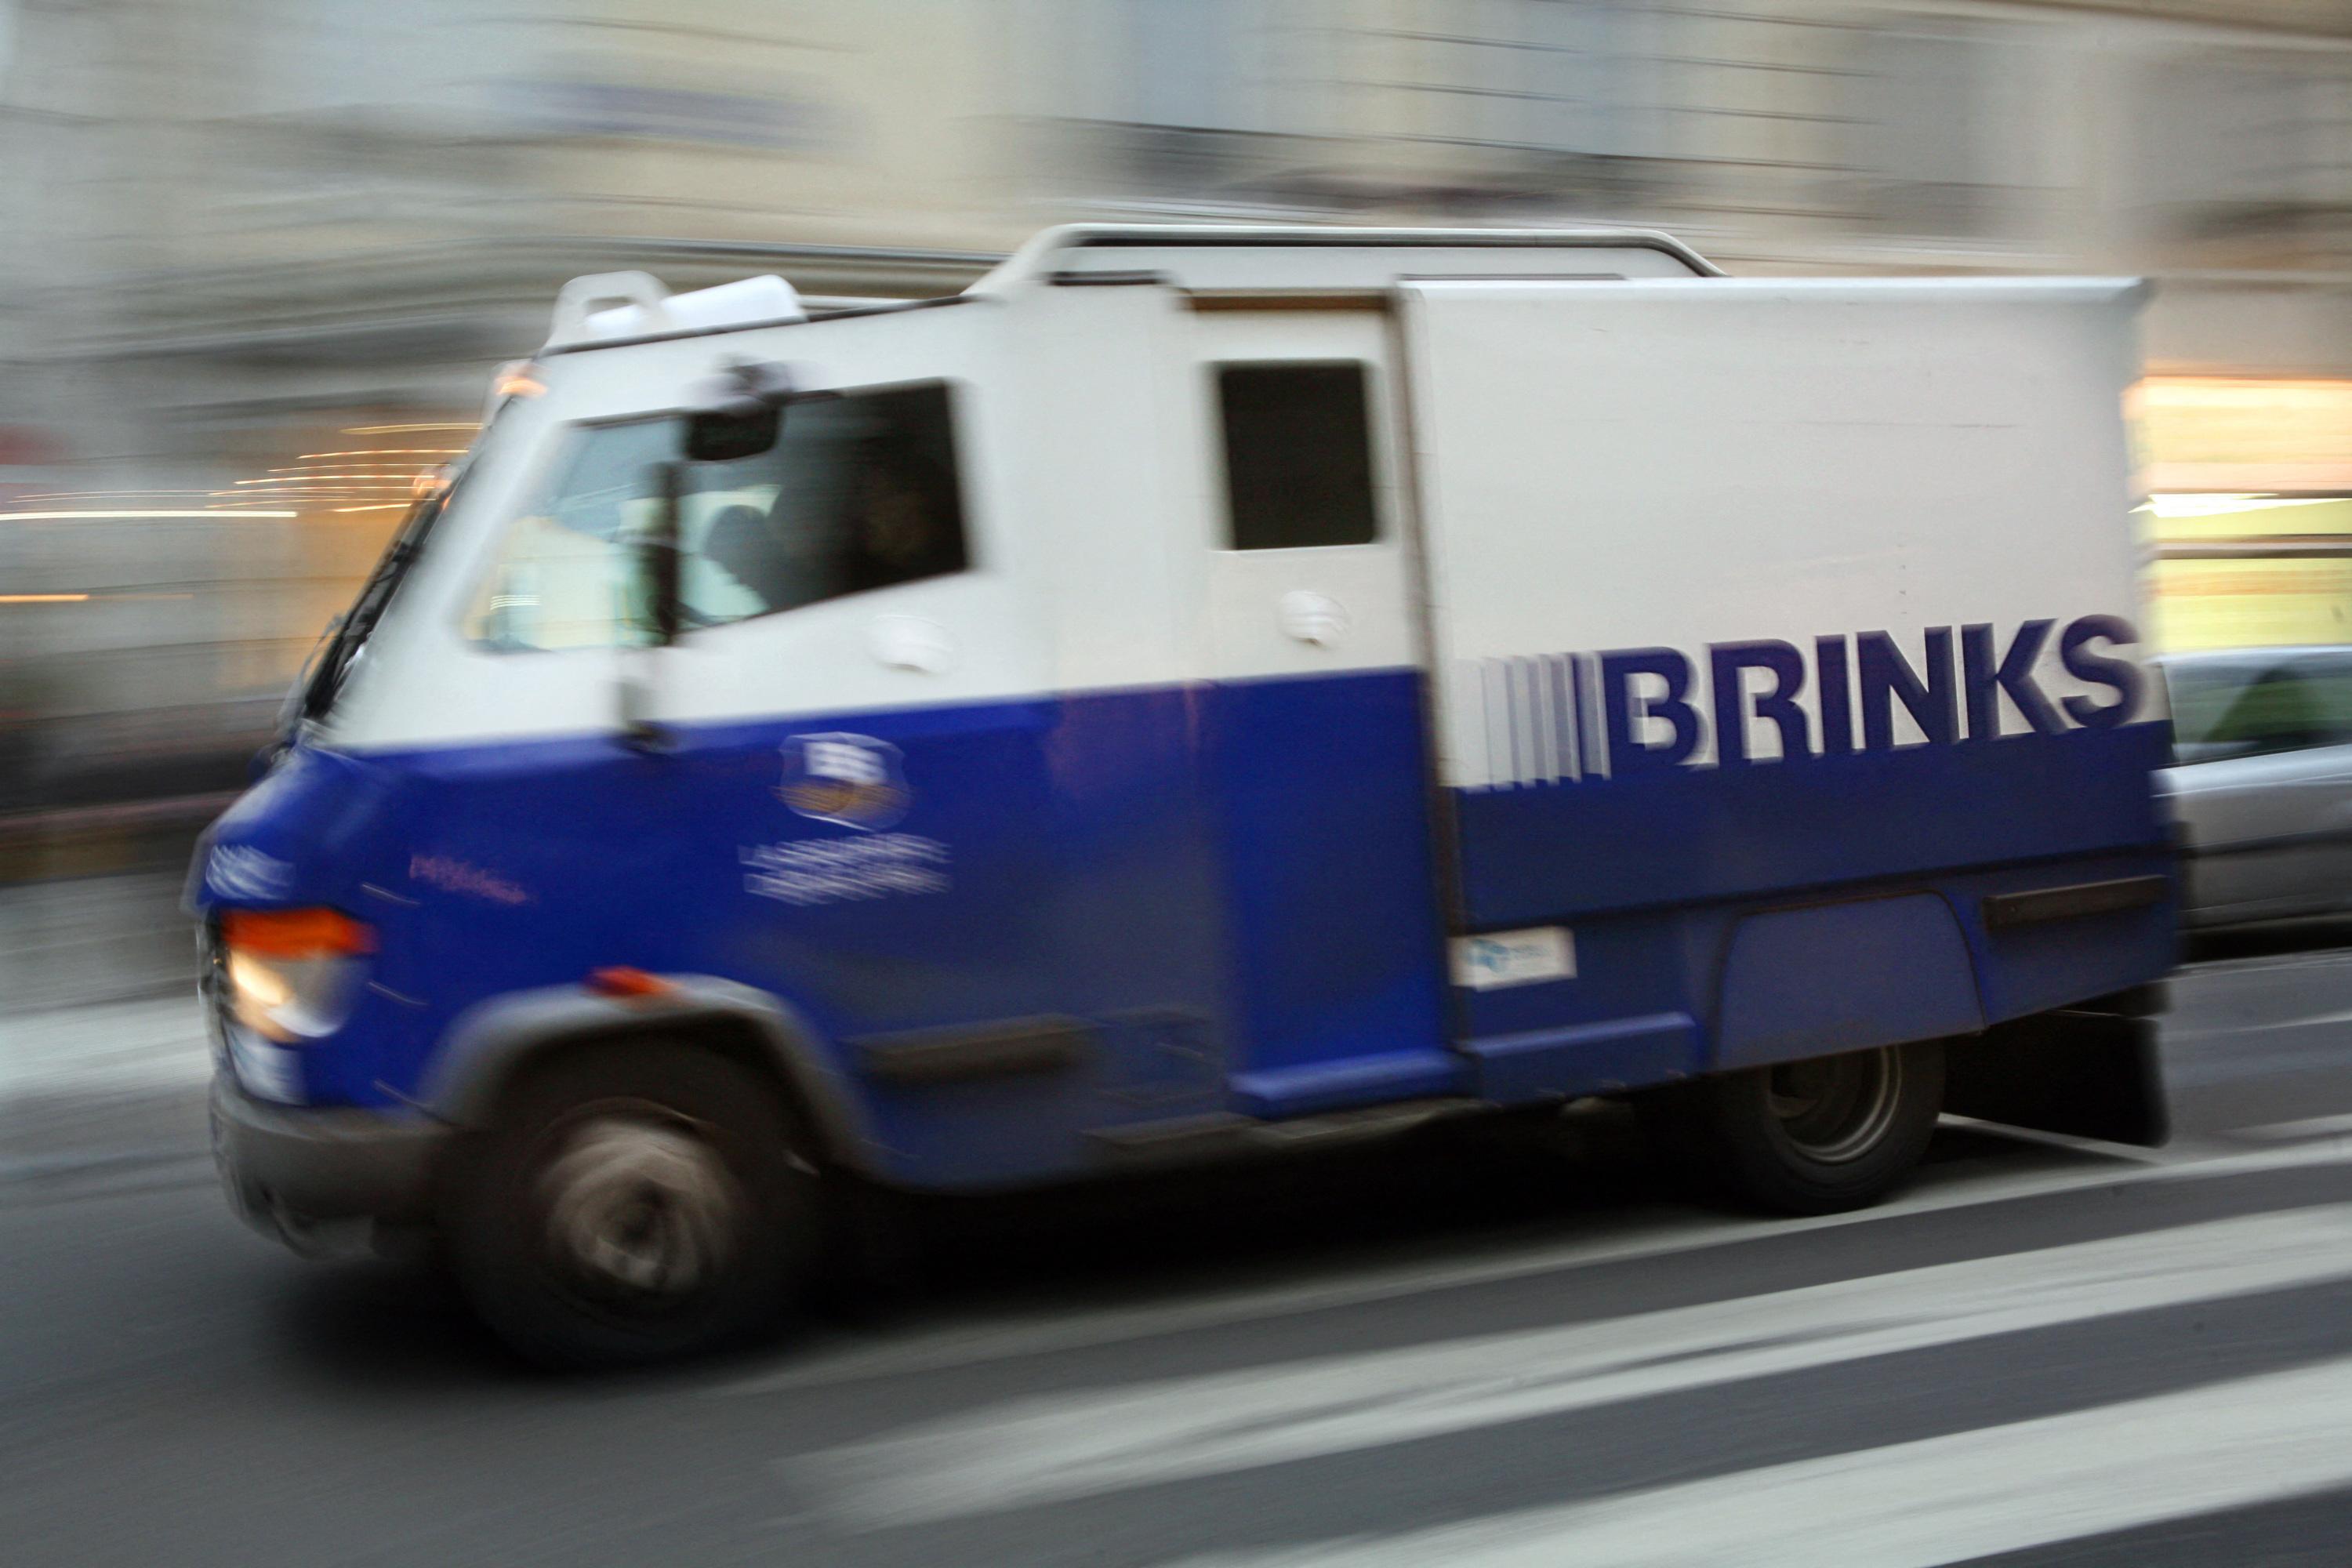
[1766,1047,1904,1163]
[537,1112,740,1301]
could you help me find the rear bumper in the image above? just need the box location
[210,1074,447,1235]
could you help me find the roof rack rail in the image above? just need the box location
[970,223,1722,296]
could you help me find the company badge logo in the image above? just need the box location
[776,733,910,830]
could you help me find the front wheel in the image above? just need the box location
[1641,1040,1945,1216]
[445,1040,819,1369]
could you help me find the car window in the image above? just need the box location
[2170,653,2352,764]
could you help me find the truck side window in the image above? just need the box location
[1215,361,1379,551]
[466,381,971,652]
[1214,361,1379,550]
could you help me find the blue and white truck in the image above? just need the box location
[195,225,2176,1364]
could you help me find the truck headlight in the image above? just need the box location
[220,909,374,1043]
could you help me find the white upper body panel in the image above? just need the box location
[333,227,1697,753]
[327,297,1053,751]
[307,228,2158,766]
[1401,277,2151,787]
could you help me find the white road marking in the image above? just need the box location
[2234,1110,2352,1142]
[797,1203,2352,1530]
[2177,949,2352,977]
[0,994,210,1103]
[719,1130,2352,1401]
[2233,1005,2352,1034]
[1174,1354,2352,1567]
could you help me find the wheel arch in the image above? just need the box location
[422,977,880,1175]
[1709,892,1986,1073]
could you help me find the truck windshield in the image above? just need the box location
[293,428,499,725]
[464,380,967,652]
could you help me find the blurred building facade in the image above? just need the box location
[2,0,2349,808]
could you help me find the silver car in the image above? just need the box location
[2161,647,2352,929]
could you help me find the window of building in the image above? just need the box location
[1214,361,1378,551]
[1409,0,1668,166]
[466,381,969,652]
[2130,52,2351,245]
[1849,20,2039,238]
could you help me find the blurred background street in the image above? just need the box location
[4,0,2352,1561]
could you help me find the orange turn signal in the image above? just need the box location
[587,966,674,1000]
[221,908,376,958]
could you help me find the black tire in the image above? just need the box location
[1639,1040,1945,1216]
[444,1040,819,1369]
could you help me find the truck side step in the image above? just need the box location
[1088,1098,1489,1167]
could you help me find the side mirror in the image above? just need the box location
[619,358,794,746]
[683,358,793,463]
[686,405,779,465]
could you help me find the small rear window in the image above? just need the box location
[1214,362,1379,551]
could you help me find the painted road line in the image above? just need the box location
[720,1130,2352,1401]
[2177,949,2352,977]
[0,995,209,1103]
[2231,1005,2352,1034]
[2233,1110,2352,1142]
[1171,1353,2352,1567]
[797,1203,2352,1530]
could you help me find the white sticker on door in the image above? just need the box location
[1452,927,1576,990]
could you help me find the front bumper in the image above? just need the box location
[210,1073,448,1235]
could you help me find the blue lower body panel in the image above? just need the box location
[191,670,1450,1189]
[1447,723,2177,1100]
[1453,724,2173,927]
[1456,851,2176,1103]
[189,672,2173,1192]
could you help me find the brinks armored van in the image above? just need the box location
[194,225,2175,1365]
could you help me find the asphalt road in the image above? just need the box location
[13,931,2352,1565]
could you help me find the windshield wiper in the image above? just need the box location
[296,494,446,725]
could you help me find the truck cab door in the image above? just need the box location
[1179,305,1455,1115]
[1189,309,1422,681]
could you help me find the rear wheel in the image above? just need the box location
[1642,1040,1944,1215]
[445,1040,818,1369]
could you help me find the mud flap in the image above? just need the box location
[1941,1008,2169,1149]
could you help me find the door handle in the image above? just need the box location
[871,615,956,673]
[1279,590,1349,648]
